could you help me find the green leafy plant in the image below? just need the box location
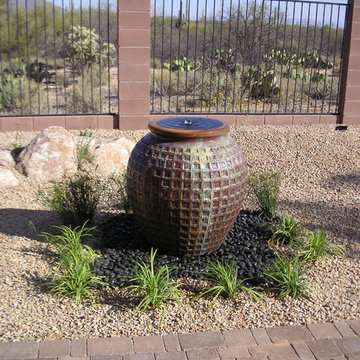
[243,66,280,100]
[79,128,93,137]
[110,171,132,214]
[300,230,345,263]
[271,214,302,246]
[214,48,235,72]
[125,248,179,324]
[193,260,264,309]
[283,67,308,81]
[263,253,310,299]
[38,173,103,227]
[247,171,281,218]
[163,55,197,72]
[42,223,105,303]
[66,25,116,70]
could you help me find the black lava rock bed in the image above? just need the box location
[94,210,277,288]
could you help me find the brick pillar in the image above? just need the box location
[340,0,360,125]
[118,0,150,130]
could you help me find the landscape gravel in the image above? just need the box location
[0,124,359,342]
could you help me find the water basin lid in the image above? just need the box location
[149,117,229,139]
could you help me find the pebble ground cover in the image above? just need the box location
[0,124,359,341]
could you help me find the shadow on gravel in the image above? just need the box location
[326,173,360,188]
[278,199,360,246]
[0,208,59,241]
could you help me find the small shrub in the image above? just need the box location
[25,60,55,83]
[247,171,281,218]
[76,142,94,169]
[38,173,103,227]
[110,171,132,214]
[193,260,263,309]
[125,248,179,324]
[263,253,310,299]
[42,223,105,303]
[0,75,46,114]
[271,214,302,246]
[67,68,108,113]
[300,230,345,263]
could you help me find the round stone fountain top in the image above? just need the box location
[148,117,230,139]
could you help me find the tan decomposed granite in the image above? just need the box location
[0,124,359,342]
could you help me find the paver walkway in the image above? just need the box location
[1,320,360,360]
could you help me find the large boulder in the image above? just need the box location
[0,168,20,188]
[16,126,77,181]
[0,150,15,168]
[93,137,135,176]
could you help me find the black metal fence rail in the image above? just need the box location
[0,0,118,116]
[150,0,348,115]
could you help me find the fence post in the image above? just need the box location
[339,0,360,125]
[117,0,151,130]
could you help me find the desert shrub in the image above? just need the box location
[38,172,103,227]
[0,75,46,114]
[193,260,263,309]
[300,230,345,263]
[67,68,108,113]
[247,171,281,218]
[66,25,116,70]
[124,248,179,324]
[25,60,55,83]
[263,252,310,299]
[42,223,105,303]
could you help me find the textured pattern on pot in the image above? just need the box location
[127,117,247,257]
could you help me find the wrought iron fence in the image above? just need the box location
[0,0,118,116]
[150,0,348,115]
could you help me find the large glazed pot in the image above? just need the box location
[126,117,247,257]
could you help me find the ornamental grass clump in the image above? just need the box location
[300,230,345,263]
[110,171,132,214]
[193,260,264,309]
[42,223,105,303]
[124,248,179,324]
[248,171,281,218]
[271,213,303,246]
[263,253,310,299]
[38,172,103,228]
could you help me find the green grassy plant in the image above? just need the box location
[38,173,103,227]
[271,214,302,246]
[125,248,179,324]
[263,253,309,299]
[76,142,94,169]
[247,171,281,218]
[110,171,132,214]
[193,260,264,309]
[300,230,345,263]
[42,223,105,303]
